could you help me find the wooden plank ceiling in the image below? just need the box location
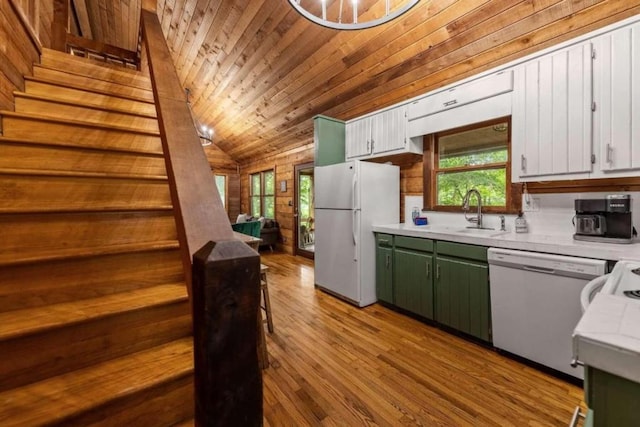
[79,1,640,164]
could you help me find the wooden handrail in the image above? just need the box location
[140,8,263,426]
[140,8,235,289]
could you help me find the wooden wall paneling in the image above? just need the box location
[238,143,314,254]
[37,0,53,48]
[73,0,93,39]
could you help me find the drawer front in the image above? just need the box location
[376,233,393,248]
[407,70,513,121]
[394,236,433,252]
[436,241,487,262]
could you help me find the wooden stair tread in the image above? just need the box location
[25,74,155,104]
[0,240,180,268]
[0,283,188,341]
[0,110,161,136]
[13,91,158,119]
[40,48,152,90]
[0,166,168,181]
[0,337,193,427]
[0,135,164,156]
[33,65,155,102]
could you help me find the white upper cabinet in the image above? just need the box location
[346,104,420,160]
[407,71,513,138]
[592,22,640,176]
[370,105,407,155]
[345,116,372,159]
[511,42,594,182]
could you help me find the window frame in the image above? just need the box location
[249,169,275,218]
[423,117,521,214]
[214,174,227,211]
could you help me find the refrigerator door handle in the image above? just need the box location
[352,171,358,210]
[352,209,358,261]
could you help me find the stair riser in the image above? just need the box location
[0,141,167,177]
[64,375,194,427]
[14,97,159,132]
[0,249,184,311]
[33,67,155,102]
[41,49,152,90]
[0,302,191,393]
[25,80,157,116]
[0,115,162,154]
[0,175,172,213]
[1,212,178,264]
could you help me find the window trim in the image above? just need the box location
[249,169,275,218]
[214,174,228,211]
[423,116,521,214]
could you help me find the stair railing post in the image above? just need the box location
[192,240,263,427]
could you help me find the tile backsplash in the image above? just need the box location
[404,192,640,237]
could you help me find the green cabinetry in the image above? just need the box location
[435,241,491,342]
[393,236,434,319]
[584,366,640,427]
[375,234,394,304]
[314,115,345,166]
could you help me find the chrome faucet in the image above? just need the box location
[462,189,484,229]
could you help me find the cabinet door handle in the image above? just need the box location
[606,144,613,163]
[367,140,370,152]
[426,263,431,278]
[443,99,457,107]
[521,154,526,171]
[370,139,374,153]
[385,254,390,269]
[436,264,440,280]
[569,406,585,427]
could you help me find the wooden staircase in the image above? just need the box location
[0,48,194,426]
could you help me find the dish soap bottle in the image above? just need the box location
[515,211,528,233]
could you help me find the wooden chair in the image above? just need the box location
[260,264,274,333]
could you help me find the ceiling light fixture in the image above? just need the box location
[288,0,420,31]
[185,88,213,147]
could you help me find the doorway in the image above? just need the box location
[294,162,314,259]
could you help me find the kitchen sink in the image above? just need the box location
[419,225,509,238]
[453,228,509,238]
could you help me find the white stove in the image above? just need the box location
[573,260,640,384]
[601,260,640,297]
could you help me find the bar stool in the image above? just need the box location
[260,264,274,333]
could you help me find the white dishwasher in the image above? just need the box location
[488,248,607,380]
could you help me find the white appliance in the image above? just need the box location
[573,260,640,384]
[314,160,399,307]
[488,248,607,379]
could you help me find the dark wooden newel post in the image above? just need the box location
[192,240,263,427]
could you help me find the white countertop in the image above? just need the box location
[372,223,640,260]
[573,293,640,383]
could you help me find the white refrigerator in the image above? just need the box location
[314,160,399,307]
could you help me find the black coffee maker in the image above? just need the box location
[574,195,634,244]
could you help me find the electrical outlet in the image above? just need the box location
[523,196,540,212]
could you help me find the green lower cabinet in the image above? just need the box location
[435,256,491,342]
[375,234,394,304]
[586,366,640,427]
[393,248,434,319]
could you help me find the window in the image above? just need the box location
[250,170,275,218]
[426,118,518,212]
[214,174,227,209]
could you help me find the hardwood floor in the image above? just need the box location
[259,252,583,426]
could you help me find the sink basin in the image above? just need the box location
[417,225,509,238]
[453,228,509,238]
